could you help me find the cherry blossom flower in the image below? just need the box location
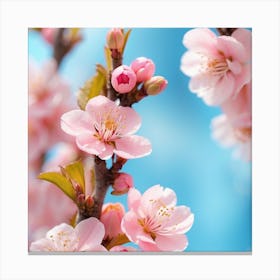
[211,114,251,161]
[211,82,251,161]
[100,203,125,239]
[30,218,106,252]
[121,185,194,251]
[61,95,152,160]
[180,28,251,105]
[131,57,155,82]
[28,59,75,169]
[111,65,137,93]
[41,28,58,45]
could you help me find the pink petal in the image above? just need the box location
[164,207,194,234]
[180,51,205,77]
[118,106,141,135]
[221,82,251,122]
[114,135,152,159]
[128,188,141,211]
[232,64,251,98]
[189,73,219,93]
[183,28,218,55]
[156,234,188,251]
[121,211,144,244]
[75,217,105,251]
[232,29,252,61]
[217,36,247,62]
[61,110,92,136]
[227,60,242,75]
[76,133,105,155]
[85,95,116,120]
[138,239,159,251]
[199,72,235,106]
[30,238,55,251]
[98,144,114,160]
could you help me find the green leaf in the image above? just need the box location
[104,46,112,71]
[64,161,85,194]
[121,29,132,54]
[38,172,76,201]
[77,64,107,110]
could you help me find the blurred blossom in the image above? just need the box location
[28,59,76,170]
[211,114,251,161]
[30,218,106,252]
[180,28,251,105]
[121,185,194,251]
[41,28,58,45]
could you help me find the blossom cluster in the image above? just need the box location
[180,28,252,161]
[29,28,194,253]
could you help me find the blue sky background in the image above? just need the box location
[28,28,252,252]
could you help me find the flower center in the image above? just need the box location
[207,58,228,76]
[117,73,129,85]
[48,230,78,251]
[94,109,124,142]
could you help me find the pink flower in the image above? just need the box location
[121,185,194,252]
[180,28,251,105]
[211,82,251,161]
[144,76,168,96]
[111,65,137,93]
[131,57,155,82]
[30,217,106,252]
[211,115,251,161]
[100,203,125,239]
[61,95,152,160]
[112,173,134,195]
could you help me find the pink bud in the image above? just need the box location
[106,28,124,50]
[131,57,155,82]
[111,65,137,94]
[85,195,94,208]
[41,28,57,44]
[100,203,125,239]
[144,76,168,96]
[112,173,134,195]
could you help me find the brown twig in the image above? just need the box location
[216,28,237,36]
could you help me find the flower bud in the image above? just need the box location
[41,28,57,45]
[106,28,124,51]
[85,195,94,208]
[144,76,168,95]
[112,173,134,195]
[131,57,155,82]
[111,65,137,94]
[100,203,125,239]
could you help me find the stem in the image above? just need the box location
[91,156,110,219]
[216,28,237,36]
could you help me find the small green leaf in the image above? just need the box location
[77,64,107,110]
[104,46,112,71]
[121,29,132,54]
[38,172,76,201]
[64,161,85,194]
